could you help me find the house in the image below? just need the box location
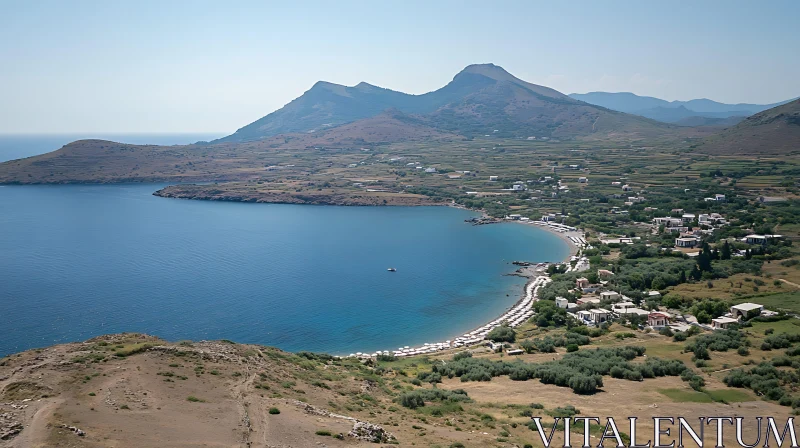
[715,194,726,202]
[675,237,699,248]
[653,217,683,228]
[612,301,636,312]
[599,291,620,302]
[507,214,522,220]
[648,291,662,299]
[744,234,767,245]
[589,308,612,324]
[671,208,685,215]
[730,303,764,319]
[597,269,614,278]
[617,307,650,317]
[744,234,783,245]
[579,177,588,183]
[486,341,503,351]
[512,184,526,191]
[622,184,632,191]
[489,176,499,181]
[576,278,590,289]
[576,310,593,322]
[576,297,601,306]
[712,316,739,330]
[555,297,569,309]
[424,167,437,173]
[681,213,696,223]
[647,312,670,329]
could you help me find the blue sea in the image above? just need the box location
[0,136,569,357]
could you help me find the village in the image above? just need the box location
[346,165,796,361]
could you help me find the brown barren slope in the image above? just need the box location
[699,98,800,155]
[0,114,461,185]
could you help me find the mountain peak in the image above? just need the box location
[354,81,380,91]
[453,63,570,101]
[310,80,342,89]
[458,63,515,81]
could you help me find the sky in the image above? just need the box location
[1,0,798,134]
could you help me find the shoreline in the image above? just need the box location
[345,218,583,359]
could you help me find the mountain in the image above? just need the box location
[216,82,422,143]
[569,92,795,124]
[218,64,671,143]
[673,115,745,127]
[699,98,800,155]
[629,105,749,124]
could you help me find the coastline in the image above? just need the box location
[345,217,583,358]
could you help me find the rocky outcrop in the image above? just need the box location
[0,412,23,440]
[348,421,396,443]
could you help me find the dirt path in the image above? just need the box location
[9,398,63,448]
[779,278,800,289]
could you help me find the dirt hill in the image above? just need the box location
[0,333,789,448]
[699,98,800,155]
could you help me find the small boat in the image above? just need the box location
[387,268,397,272]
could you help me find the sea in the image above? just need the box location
[0,135,569,357]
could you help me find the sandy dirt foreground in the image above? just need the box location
[0,333,794,448]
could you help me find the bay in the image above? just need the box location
[0,136,570,357]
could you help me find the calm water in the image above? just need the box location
[0,137,569,357]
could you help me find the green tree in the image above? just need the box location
[721,241,732,260]
[486,325,516,343]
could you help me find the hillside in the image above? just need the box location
[570,91,794,123]
[0,111,463,184]
[219,63,673,142]
[699,98,800,155]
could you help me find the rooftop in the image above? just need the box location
[732,302,763,311]
[712,317,739,324]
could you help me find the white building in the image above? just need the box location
[599,291,620,302]
[647,312,670,329]
[588,309,612,324]
[730,303,764,319]
[712,316,739,330]
[675,237,699,248]
[744,234,783,245]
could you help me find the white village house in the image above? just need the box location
[730,302,764,319]
[647,311,670,329]
[712,316,739,330]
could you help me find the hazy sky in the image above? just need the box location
[1,0,798,133]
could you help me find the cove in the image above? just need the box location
[0,184,569,356]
